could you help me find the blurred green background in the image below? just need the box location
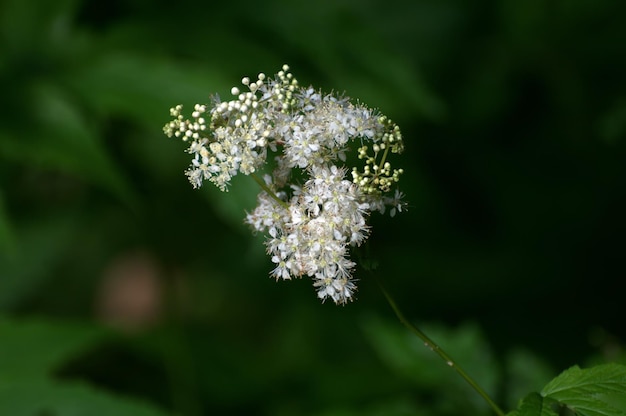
[1,0,625,415]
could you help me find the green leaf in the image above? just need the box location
[0,82,135,206]
[0,216,80,310]
[543,364,626,397]
[0,379,170,416]
[509,363,626,416]
[0,316,108,379]
[541,364,626,416]
[508,392,560,416]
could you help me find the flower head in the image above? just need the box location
[164,64,406,304]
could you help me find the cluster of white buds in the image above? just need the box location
[164,65,406,304]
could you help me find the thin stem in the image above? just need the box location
[377,144,390,173]
[250,173,289,209]
[375,277,505,416]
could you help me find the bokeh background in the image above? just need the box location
[1,0,625,415]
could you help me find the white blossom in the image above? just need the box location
[164,64,406,304]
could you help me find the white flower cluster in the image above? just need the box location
[164,65,406,304]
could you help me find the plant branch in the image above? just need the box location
[250,173,289,209]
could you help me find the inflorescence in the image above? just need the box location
[164,64,406,305]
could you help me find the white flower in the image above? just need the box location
[313,273,357,305]
[165,64,406,304]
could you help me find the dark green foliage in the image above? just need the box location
[0,317,168,415]
[1,0,625,414]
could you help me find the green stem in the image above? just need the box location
[250,173,289,209]
[377,144,390,173]
[375,277,505,416]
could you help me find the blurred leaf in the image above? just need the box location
[245,0,444,121]
[0,216,79,310]
[505,348,555,409]
[0,379,170,416]
[0,316,167,415]
[0,0,80,53]
[336,27,445,121]
[67,53,232,126]
[317,397,429,416]
[362,315,499,412]
[0,316,108,379]
[0,81,134,206]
